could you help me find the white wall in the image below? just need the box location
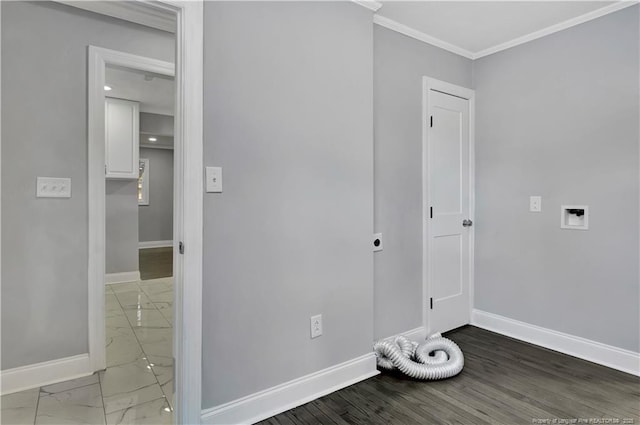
[373,25,473,339]
[473,6,639,352]
[202,1,374,408]
[1,1,174,370]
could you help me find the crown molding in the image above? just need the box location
[474,0,639,59]
[375,1,639,60]
[53,1,175,33]
[373,15,475,59]
[352,1,383,13]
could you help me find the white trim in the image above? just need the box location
[379,326,427,343]
[54,1,176,33]
[0,354,92,396]
[201,354,379,425]
[468,84,476,333]
[88,45,175,375]
[474,1,639,59]
[422,77,475,335]
[140,143,174,150]
[352,0,382,13]
[373,15,475,60]
[373,1,638,60]
[169,2,204,424]
[139,240,174,249]
[472,310,640,377]
[105,271,141,285]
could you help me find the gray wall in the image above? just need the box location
[473,6,640,352]
[139,148,173,243]
[106,180,139,274]
[202,1,374,408]
[140,112,174,137]
[1,1,174,369]
[373,25,473,339]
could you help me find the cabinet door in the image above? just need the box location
[105,97,139,179]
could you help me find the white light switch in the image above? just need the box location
[37,177,71,198]
[529,196,542,212]
[205,167,223,193]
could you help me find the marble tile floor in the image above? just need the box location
[1,278,174,425]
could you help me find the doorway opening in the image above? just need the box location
[85,2,205,419]
[102,61,176,420]
[0,1,202,423]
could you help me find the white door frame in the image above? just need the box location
[86,2,203,424]
[88,45,174,373]
[422,77,475,335]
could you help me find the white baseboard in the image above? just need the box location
[471,309,640,376]
[138,240,173,249]
[105,271,140,284]
[0,354,92,396]
[379,326,427,342]
[201,353,379,425]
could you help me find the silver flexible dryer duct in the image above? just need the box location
[373,335,464,380]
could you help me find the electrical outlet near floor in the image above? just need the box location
[310,314,323,339]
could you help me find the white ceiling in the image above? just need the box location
[375,1,633,58]
[105,65,174,116]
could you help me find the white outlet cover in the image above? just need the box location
[310,314,322,339]
[529,196,541,212]
[36,177,71,198]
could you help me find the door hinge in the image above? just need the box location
[430,206,433,219]
[178,241,184,255]
[430,298,433,309]
[430,116,433,128]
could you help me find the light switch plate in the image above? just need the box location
[37,177,71,198]
[205,167,222,193]
[529,196,542,212]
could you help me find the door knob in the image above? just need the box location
[462,219,473,227]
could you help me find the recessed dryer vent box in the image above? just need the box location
[561,205,588,230]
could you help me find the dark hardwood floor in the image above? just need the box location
[258,326,640,425]
[139,247,173,280]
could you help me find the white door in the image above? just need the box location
[427,89,472,334]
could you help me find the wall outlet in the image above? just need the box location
[205,166,223,193]
[529,196,542,212]
[310,314,323,339]
[372,233,383,252]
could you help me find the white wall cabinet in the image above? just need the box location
[105,97,139,179]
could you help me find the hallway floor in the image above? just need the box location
[1,278,174,425]
[139,248,173,280]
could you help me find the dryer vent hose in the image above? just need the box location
[373,335,464,380]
